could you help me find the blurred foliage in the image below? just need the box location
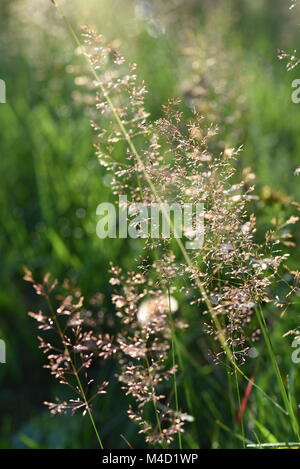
[0,0,300,449]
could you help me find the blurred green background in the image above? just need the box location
[0,0,300,449]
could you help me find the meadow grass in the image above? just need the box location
[0,0,300,449]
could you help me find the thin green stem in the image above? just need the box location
[216,420,254,446]
[255,305,299,439]
[233,356,245,449]
[167,287,182,449]
[143,354,166,449]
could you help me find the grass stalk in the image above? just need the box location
[167,287,182,449]
[255,305,300,439]
[46,295,104,449]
